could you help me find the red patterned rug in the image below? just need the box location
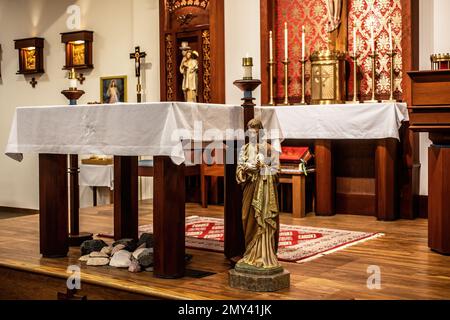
[139,216,383,263]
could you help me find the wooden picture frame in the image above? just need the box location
[100,76,128,104]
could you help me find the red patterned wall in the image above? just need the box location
[274,0,403,101]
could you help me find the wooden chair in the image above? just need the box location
[200,164,224,208]
[138,159,201,203]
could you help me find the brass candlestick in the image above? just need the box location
[365,52,379,103]
[382,51,398,103]
[282,60,290,105]
[347,55,360,104]
[268,60,275,106]
[299,58,307,105]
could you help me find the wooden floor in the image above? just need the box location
[0,201,449,300]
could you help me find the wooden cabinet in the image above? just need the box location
[408,70,450,255]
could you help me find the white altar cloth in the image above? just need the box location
[256,103,409,141]
[79,164,114,190]
[5,102,244,165]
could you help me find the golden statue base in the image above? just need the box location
[382,99,398,103]
[346,100,360,104]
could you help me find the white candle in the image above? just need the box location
[269,31,273,61]
[371,26,375,54]
[388,23,393,52]
[353,28,357,57]
[69,68,77,89]
[284,22,288,61]
[302,25,306,60]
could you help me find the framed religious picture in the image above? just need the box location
[100,76,128,103]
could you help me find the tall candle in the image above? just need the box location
[302,26,306,60]
[269,31,273,61]
[284,22,288,60]
[388,23,393,52]
[69,68,77,89]
[353,28,357,57]
[370,26,375,54]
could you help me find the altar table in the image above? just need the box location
[5,101,408,278]
[256,102,409,220]
[5,102,246,278]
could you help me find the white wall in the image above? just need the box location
[0,0,159,209]
[225,0,261,106]
[0,0,261,210]
[418,0,450,195]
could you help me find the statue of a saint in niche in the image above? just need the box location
[180,49,199,102]
[236,119,281,271]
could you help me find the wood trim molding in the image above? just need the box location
[0,206,38,215]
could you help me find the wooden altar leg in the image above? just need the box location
[153,156,186,278]
[224,141,245,261]
[428,145,450,255]
[114,156,138,241]
[375,139,398,221]
[39,154,69,258]
[315,140,335,216]
[69,155,93,246]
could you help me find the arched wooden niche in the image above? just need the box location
[159,0,225,103]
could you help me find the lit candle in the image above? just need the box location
[302,25,306,60]
[69,68,77,89]
[284,22,288,61]
[353,27,357,57]
[388,23,393,52]
[370,26,375,54]
[242,54,253,80]
[269,31,273,61]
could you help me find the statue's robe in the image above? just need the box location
[236,142,281,269]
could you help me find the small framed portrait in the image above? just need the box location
[100,76,128,103]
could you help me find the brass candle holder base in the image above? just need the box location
[346,55,360,104]
[365,52,380,104]
[298,58,307,105]
[282,60,291,105]
[382,51,398,104]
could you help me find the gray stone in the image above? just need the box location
[89,251,109,258]
[137,233,154,249]
[79,255,90,262]
[112,239,137,252]
[137,249,154,268]
[101,246,113,256]
[132,248,146,260]
[111,244,126,256]
[128,260,141,273]
[80,240,108,256]
[109,250,132,268]
[87,257,110,266]
[229,268,290,292]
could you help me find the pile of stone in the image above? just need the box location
[78,233,155,273]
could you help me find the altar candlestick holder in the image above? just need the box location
[61,74,93,247]
[282,60,291,105]
[364,52,380,103]
[268,60,275,106]
[382,51,398,103]
[347,55,360,104]
[299,58,307,105]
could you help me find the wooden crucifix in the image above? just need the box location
[129,46,147,103]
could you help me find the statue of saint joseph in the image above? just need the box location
[180,50,199,102]
[235,119,281,271]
